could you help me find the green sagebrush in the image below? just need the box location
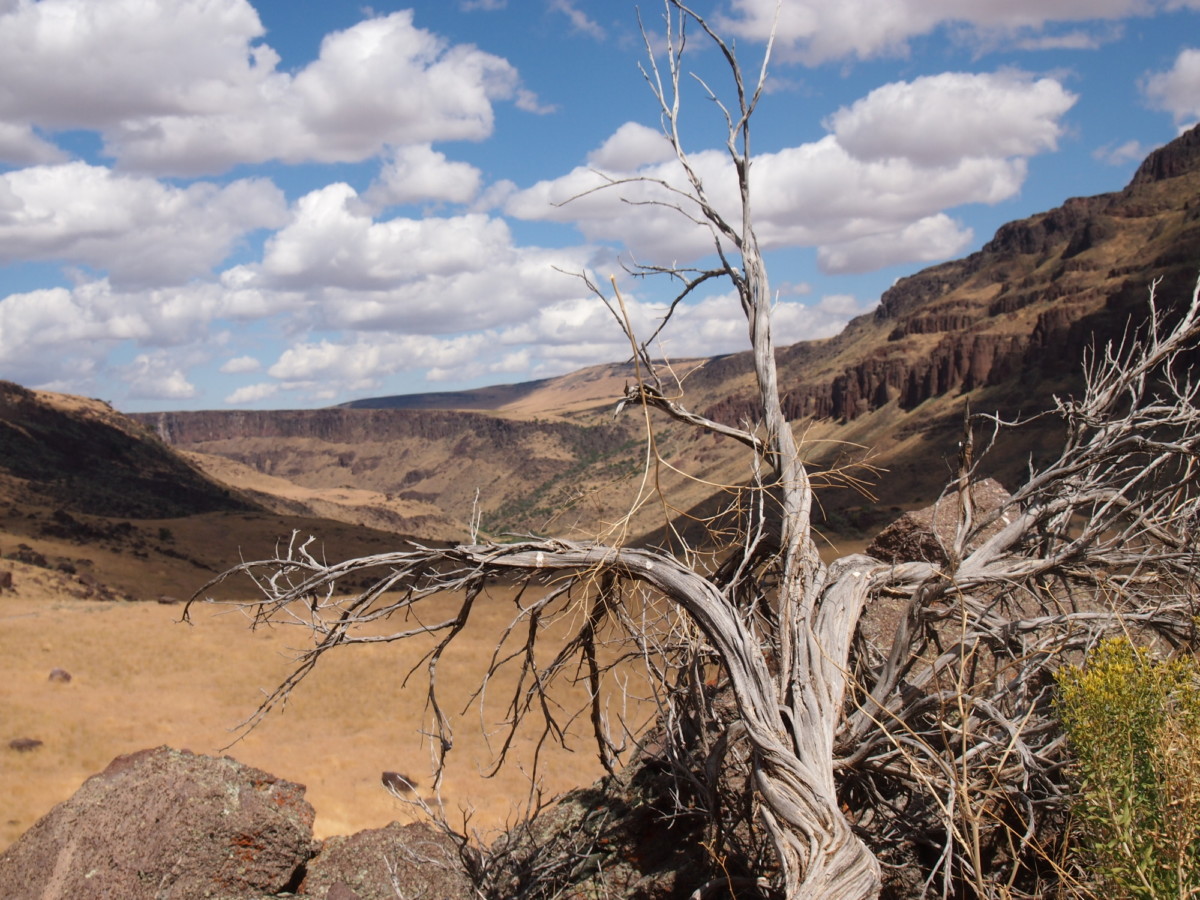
[1056,637,1200,899]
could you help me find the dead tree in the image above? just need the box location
[188,3,1200,897]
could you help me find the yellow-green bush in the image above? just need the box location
[1056,637,1200,899]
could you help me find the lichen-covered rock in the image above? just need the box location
[866,477,1013,566]
[486,747,768,900]
[0,745,314,900]
[300,821,473,900]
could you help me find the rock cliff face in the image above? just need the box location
[141,406,622,451]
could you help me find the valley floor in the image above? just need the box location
[0,580,608,852]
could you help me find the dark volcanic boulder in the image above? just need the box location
[867,477,1013,565]
[486,748,767,899]
[0,746,314,900]
[300,821,473,900]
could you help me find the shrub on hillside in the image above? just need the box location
[1056,637,1200,898]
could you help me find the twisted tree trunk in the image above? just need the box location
[456,533,883,897]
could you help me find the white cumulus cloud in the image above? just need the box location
[0,122,68,165]
[1144,48,1200,127]
[506,69,1073,274]
[0,2,537,175]
[0,163,287,286]
[826,72,1076,166]
[267,333,491,385]
[225,382,279,404]
[219,355,262,374]
[365,144,483,209]
[254,182,597,334]
[122,351,199,401]
[718,0,1191,64]
[263,184,518,289]
[587,122,676,171]
[816,214,973,274]
[0,276,290,394]
[492,288,873,378]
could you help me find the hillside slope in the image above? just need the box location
[135,407,636,541]
[0,381,255,520]
[0,381,424,601]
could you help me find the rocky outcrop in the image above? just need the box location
[0,746,314,899]
[866,478,1013,566]
[1130,124,1200,185]
[0,737,767,900]
[300,822,472,900]
[981,194,1111,260]
[0,742,734,900]
[134,406,625,454]
[0,746,478,900]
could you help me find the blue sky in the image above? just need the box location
[0,0,1197,412]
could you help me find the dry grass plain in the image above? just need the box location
[0,563,629,853]
[0,481,870,856]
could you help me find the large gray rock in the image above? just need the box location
[300,821,473,900]
[0,745,314,899]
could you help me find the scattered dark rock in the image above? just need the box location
[380,771,416,794]
[8,544,47,568]
[8,739,43,753]
[858,479,1018,653]
[301,822,472,900]
[72,571,126,602]
[156,594,181,605]
[0,570,11,592]
[47,668,71,683]
[0,746,314,900]
[866,478,1013,566]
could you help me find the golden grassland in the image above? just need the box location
[0,492,870,855]
[0,574,630,852]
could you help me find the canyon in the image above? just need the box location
[125,124,1200,542]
